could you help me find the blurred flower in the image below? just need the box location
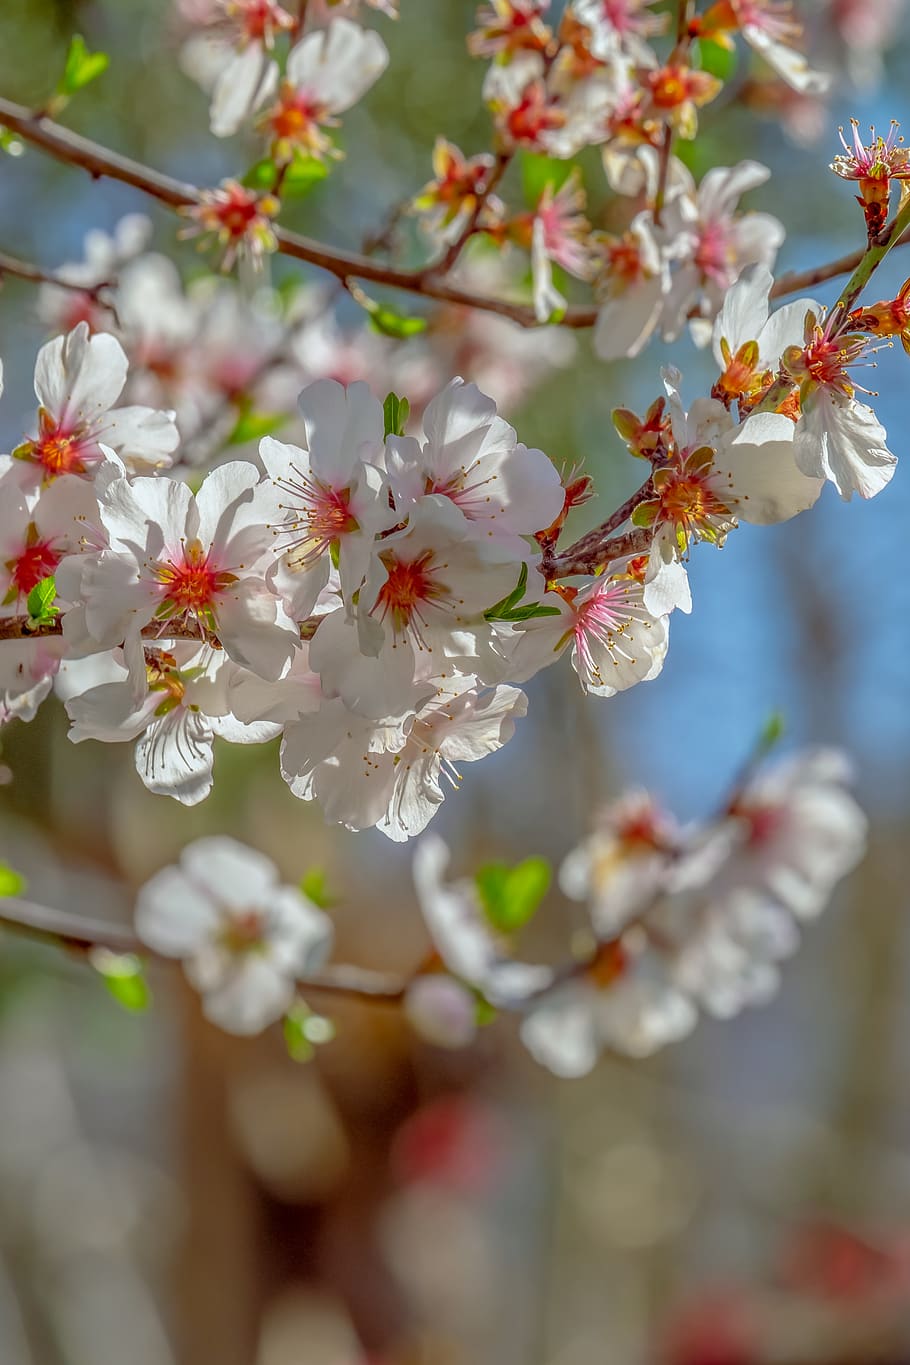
[135,835,333,1033]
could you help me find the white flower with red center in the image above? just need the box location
[659,161,785,345]
[726,749,868,918]
[483,53,568,151]
[781,313,897,500]
[135,836,333,1035]
[574,0,668,61]
[633,367,822,582]
[281,675,528,839]
[261,377,395,608]
[468,0,553,59]
[710,262,815,406]
[412,140,502,246]
[502,561,670,697]
[411,835,552,1003]
[64,637,281,805]
[182,0,294,138]
[638,61,722,139]
[308,497,526,718]
[78,462,299,680]
[698,0,830,95]
[13,325,179,483]
[384,377,565,550]
[258,18,389,161]
[520,938,696,1074]
[181,179,280,271]
[592,212,668,359]
[560,790,681,934]
[0,460,101,607]
[36,214,151,335]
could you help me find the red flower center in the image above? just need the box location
[9,538,63,596]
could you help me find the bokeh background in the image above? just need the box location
[1,1,910,1362]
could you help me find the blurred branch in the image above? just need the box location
[0,97,892,331]
[0,895,408,1003]
[426,149,513,277]
[0,247,112,302]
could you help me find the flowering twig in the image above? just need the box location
[0,895,408,1004]
[1,97,899,333]
[543,479,654,578]
[427,149,512,277]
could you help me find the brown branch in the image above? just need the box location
[428,149,512,277]
[552,526,653,576]
[0,613,322,643]
[0,97,587,331]
[0,895,407,1003]
[544,478,654,578]
[0,247,111,301]
[2,98,906,335]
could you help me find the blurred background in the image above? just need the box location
[1,1,910,1361]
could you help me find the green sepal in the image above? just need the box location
[383,391,411,438]
[0,862,27,897]
[90,949,151,1013]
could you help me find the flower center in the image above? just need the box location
[16,411,93,479]
[373,548,449,640]
[220,909,267,955]
[9,537,63,597]
[695,220,735,286]
[153,539,236,617]
[273,469,359,567]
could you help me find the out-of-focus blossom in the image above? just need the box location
[180,179,280,271]
[135,835,333,1034]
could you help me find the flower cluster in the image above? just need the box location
[132,746,866,1052]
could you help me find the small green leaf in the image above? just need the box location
[475,856,551,934]
[0,128,24,158]
[501,601,563,621]
[0,862,26,897]
[58,34,110,97]
[90,949,151,1013]
[300,866,337,909]
[26,576,58,624]
[227,404,286,446]
[282,151,330,196]
[484,563,529,621]
[383,391,410,438]
[692,37,737,82]
[242,157,279,190]
[758,709,785,751]
[284,999,336,1062]
[369,305,428,339]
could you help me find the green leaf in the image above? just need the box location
[242,157,279,190]
[227,405,286,446]
[26,576,58,624]
[283,151,330,195]
[300,866,337,909]
[90,949,151,1013]
[283,999,336,1062]
[758,709,785,751]
[383,391,411,438]
[0,862,26,897]
[58,34,110,97]
[484,563,529,621]
[369,305,428,339]
[475,856,551,934]
[0,128,24,158]
[520,151,576,207]
[693,37,737,82]
[499,601,562,621]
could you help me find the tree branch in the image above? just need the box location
[0,895,407,1004]
[0,247,111,302]
[2,98,907,330]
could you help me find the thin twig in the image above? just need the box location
[0,895,408,1003]
[0,248,112,305]
[544,479,653,578]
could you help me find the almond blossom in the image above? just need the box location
[182,0,295,138]
[258,18,389,161]
[73,462,300,679]
[135,836,333,1034]
[64,638,281,805]
[13,325,179,483]
[698,0,831,96]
